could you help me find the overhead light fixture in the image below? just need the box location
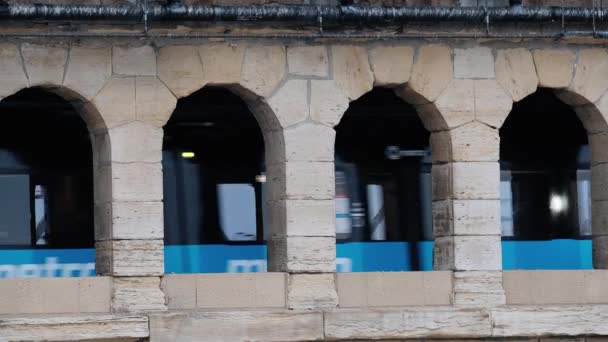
[549,193,568,214]
[255,174,266,183]
[181,151,195,159]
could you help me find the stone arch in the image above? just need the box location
[312,44,458,274]
[157,44,292,278]
[157,44,286,166]
[0,84,109,264]
[495,47,608,269]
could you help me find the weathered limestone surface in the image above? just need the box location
[198,45,245,84]
[95,201,163,240]
[491,305,608,337]
[454,47,495,79]
[0,315,148,341]
[434,79,475,129]
[267,79,309,128]
[434,235,502,271]
[495,48,538,102]
[162,274,197,310]
[267,161,334,200]
[570,49,608,104]
[92,77,136,129]
[287,46,329,78]
[400,45,453,104]
[433,199,501,237]
[0,43,29,98]
[0,277,111,314]
[593,236,608,269]
[502,270,608,305]
[241,46,286,97]
[431,121,499,162]
[287,273,338,310]
[21,43,68,87]
[324,307,492,339]
[96,239,164,276]
[592,163,608,200]
[309,80,350,127]
[193,273,286,309]
[113,45,157,76]
[474,79,513,129]
[432,162,500,201]
[332,45,374,101]
[268,199,335,237]
[369,46,415,86]
[105,163,163,202]
[533,49,576,88]
[590,131,608,164]
[112,277,167,312]
[270,236,335,273]
[337,272,453,308]
[149,311,324,342]
[63,46,112,101]
[106,121,163,163]
[135,76,177,127]
[452,162,500,200]
[453,271,506,306]
[592,200,608,235]
[415,102,450,132]
[157,45,205,98]
[283,123,335,162]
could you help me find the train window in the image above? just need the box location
[500,89,592,269]
[0,88,94,249]
[334,88,433,272]
[163,87,267,273]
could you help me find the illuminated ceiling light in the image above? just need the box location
[550,193,568,214]
[181,151,195,158]
[255,174,266,183]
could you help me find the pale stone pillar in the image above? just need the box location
[551,48,608,270]
[264,71,340,309]
[428,47,515,306]
[90,46,177,312]
[584,106,608,269]
[431,125,506,305]
[92,121,168,312]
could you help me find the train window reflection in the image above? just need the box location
[0,88,94,249]
[500,89,592,270]
[163,86,266,264]
[334,88,433,272]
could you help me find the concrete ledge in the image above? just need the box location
[0,277,112,314]
[149,310,323,342]
[336,271,452,307]
[324,307,492,340]
[1,305,608,341]
[491,305,608,337]
[504,270,608,305]
[162,273,286,309]
[0,314,148,341]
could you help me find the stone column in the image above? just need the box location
[547,48,608,270]
[431,122,505,305]
[92,46,178,312]
[428,47,517,306]
[578,104,608,269]
[264,72,340,309]
[93,120,167,312]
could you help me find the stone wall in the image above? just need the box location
[2,40,608,341]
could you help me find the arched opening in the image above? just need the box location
[163,87,267,273]
[334,88,433,272]
[500,88,592,270]
[0,88,95,278]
